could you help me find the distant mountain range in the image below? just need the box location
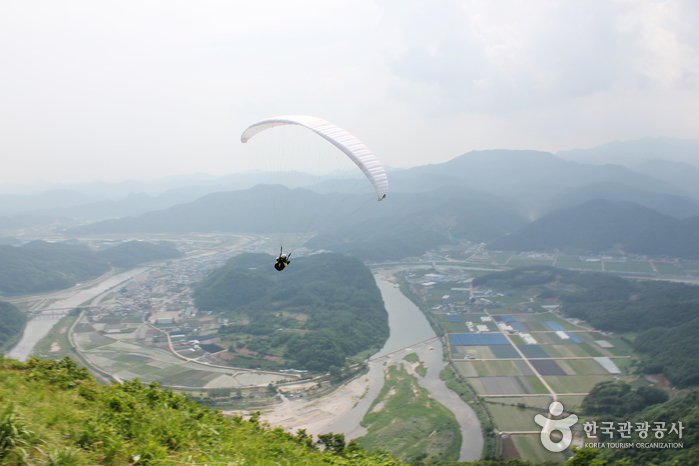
[386,149,689,217]
[65,184,527,260]
[3,137,699,260]
[556,136,699,169]
[3,137,698,221]
[541,182,699,219]
[488,199,699,258]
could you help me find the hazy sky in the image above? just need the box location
[2,0,698,184]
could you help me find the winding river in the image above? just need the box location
[323,272,484,461]
[6,267,149,361]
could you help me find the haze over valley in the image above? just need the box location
[3,1,699,464]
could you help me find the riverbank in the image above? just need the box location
[6,266,150,361]
[242,271,484,461]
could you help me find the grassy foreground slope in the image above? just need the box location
[0,357,402,466]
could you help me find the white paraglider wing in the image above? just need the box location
[241,115,388,201]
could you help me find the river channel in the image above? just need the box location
[6,267,150,361]
[323,271,484,461]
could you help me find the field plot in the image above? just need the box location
[480,376,533,395]
[555,258,603,271]
[556,358,610,376]
[489,345,521,359]
[522,376,549,394]
[607,338,631,352]
[486,402,543,432]
[525,322,549,332]
[507,257,555,268]
[654,264,685,275]
[533,313,579,330]
[510,433,567,464]
[473,360,534,377]
[508,335,524,345]
[487,395,554,410]
[517,345,549,359]
[680,261,699,274]
[74,312,295,388]
[531,333,556,345]
[449,333,510,345]
[556,394,587,409]
[451,345,496,359]
[539,344,600,358]
[470,360,527,377]
[488,251,516,265]
[529,360,566,375]
[604,261,653,273]
[509,322,529,332]
[487,308,522,315]
[77,333,118,351]
[488,297,526,306]
[453,361,479,377]
[544,375,613,394]
[441,322,471,332]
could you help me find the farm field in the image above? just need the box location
[554,258,603,271]
[72,313,294,389]
[604,261,654,273]
[511,433,567,464]
[400,255,645,463]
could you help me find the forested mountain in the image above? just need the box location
[307,188,525,260]
[582,380,668,418]
[0,241,111,294]
[65,185,356,235]
[96,240,182,267]
[0,240,182,294]
[65,185,527,260]
[635,159,699,200]
[541,181,699,218]
[194,253,389,371]
[0,236,21,245]
[387,149,685,208]
[487,199,699,257]
[583,384,699,465]
[557,136,699,169]
[0,301,26,350]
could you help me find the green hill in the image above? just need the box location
[194,253,389,372]
[487,199,699,257]
[0,356,403,465]
[0,241,111,294]
[96,240,182,268]
[0,301,26,351]
[0,240,183,295]
[582,384,699,466]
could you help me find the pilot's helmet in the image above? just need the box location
[280,254,287,260]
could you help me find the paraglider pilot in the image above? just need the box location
[274,250,291,271]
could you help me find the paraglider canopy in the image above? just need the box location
[241,115,388,201]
